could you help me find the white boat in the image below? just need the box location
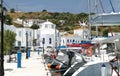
[57,34,120,76]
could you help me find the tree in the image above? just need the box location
[30,24,39,29]
[64,26,70,31]
[4,30,16,54]
[5,14,13,25]
[10,8,15,13]
[42,9,47,12]
[103,28,109,37]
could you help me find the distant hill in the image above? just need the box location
[8,11,88,32]
[7,11,120,36]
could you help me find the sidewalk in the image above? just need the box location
[4,52,51,76]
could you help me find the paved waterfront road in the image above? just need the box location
[4,52,51,76]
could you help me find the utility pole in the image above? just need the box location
[26,32,28,59]
[0,0,4,76]
[55,25,57,49]
[42,38,45,55]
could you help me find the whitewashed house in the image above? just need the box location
[2,20,92,51]
[74,28,89,39]
[15,28,33,50]
[60,34,90,46]
[0,24,33,51]
[2,20,60,51]
[38,21,60,49]
[14,18,45,27]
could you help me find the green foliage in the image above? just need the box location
[30,24,39,29]
[64,26,71,31]
[76,13,88,21]
[102,28,109,36]
[8,12,89,31]
[13,23,24,27]
[42,9,47,12]
[5,14,13,25]
[10,8,15,13]
[4,30,16,54]
[19,15,26,20]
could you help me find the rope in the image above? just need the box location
[99,0,105,13]
[109,0,115,12]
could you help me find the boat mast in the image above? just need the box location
[95,0,98,37]
[88,0,91,38]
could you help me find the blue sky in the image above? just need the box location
[4,0,120,14]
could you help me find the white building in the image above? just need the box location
[2,20,60,51]
[38,21,60,49]
[2,20,92,51]
[60,34,90,46]
[14,18,45,27]
[15,28,33,49]
[74,28,89,39]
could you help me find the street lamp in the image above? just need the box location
[0,0,7,76]
[26,32,28,59]
[42,38,45,55]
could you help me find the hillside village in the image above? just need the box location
[3,16,90,52]
[7,12,120,35]
[1,11,120,53]
[2,1,120,76]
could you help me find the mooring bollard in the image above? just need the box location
[17,51,21,68]
[38,49,40,55]
[101,64,107,76]
[28,49,30,58]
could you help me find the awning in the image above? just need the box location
[91,35,120,44]
[66,43,94,47]
[90,13,120,26]
[80,44,93,47]
[57,46,67,49]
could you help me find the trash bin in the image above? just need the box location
[28,49,30,57]
[17,51,21,68]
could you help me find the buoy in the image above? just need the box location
[55,65,60,70]
[86,47,93,57]
[47,63,51,69]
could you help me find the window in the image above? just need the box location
[18,31,22,37]
[18,41,21,47]
[63,40,64,43]
[37,34,40,38]
[26,31,28,34]
[49,38,52,44]
[45,24,48,28]
[73,39,75,43]
[67,39,69,43]
[42,38,45,44]
[51,25,54,29]
[30,32,32,36]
